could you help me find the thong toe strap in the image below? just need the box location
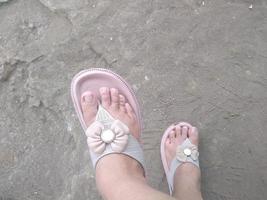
[167,138,199,194]
[86,105,145,170]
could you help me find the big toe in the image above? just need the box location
[81,91,98,126]
[188,126,199,146]
[165,129,177,167]
[81,91,97,108]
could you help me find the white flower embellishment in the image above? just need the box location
[86,120,129,154]
[176,139,199,162]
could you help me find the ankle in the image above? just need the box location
[173,163,201,191]
[95,154,145,197]
[96,154,144,177]
[175,163,200,178]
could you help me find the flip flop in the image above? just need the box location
[160,122,200,194]
[71,68,145,171]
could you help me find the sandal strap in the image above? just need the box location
[167,138,199,194]
[86,105,145,170]
[90,134,144,169]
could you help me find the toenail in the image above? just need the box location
[100,87,108,94]
[84,93,93,103]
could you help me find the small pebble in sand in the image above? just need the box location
[67,123,72,132]
[245,70,252,76]
[28,23,34,29]
[194,9,199,15]
[249,4,253,9]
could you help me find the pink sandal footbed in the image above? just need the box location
[71,68,142,132]
[71,68,145,170]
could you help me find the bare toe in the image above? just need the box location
[175,125,182,137]
[165,128,178,168]
[100,87,111,108]
[188,127,199,145]
[169,130,176,143]
[125,103,135,119]
[119,94,126,112]
[81,91,98,126]
[110,88,119,110]
[174,125,185,144]
[181,126,188,139]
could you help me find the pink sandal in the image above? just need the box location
[71,68,145,170]
[160,122,200,194]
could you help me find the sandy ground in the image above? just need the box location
[1,0,267,199]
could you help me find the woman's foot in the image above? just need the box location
[81,87,147,200]
[165,123,203,200]
[81,87,140,139]
[165,124,199,168]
